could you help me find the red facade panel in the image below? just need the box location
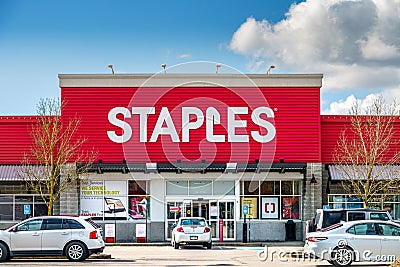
[61,86,321,163]
[0,116,36,163]
[321,115,400,163]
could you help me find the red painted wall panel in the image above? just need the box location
[321,115,400,163]
[0,116,36,163]
[61,86,321,163]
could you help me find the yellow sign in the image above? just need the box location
[241,197,258,219]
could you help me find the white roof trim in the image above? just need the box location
[59,74,323,88]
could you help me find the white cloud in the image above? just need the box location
[229,0,400,107]
[178,54,192,59]
[321,89,400,114]
[322,94,379,114]
[359,35,399,60]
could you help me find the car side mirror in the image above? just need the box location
[9,227,17,232]
[170,223,176,229]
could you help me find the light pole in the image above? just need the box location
[266,65,276,74]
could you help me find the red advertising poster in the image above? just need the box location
[282,197,299,219]
[130,197,148,219]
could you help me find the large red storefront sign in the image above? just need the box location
[60,84,321,164]
[107,106,276,144]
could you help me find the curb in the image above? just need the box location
[105,241,305,247]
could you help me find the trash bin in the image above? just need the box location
[285,220,296,241]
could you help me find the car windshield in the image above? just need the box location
[181,219,206,226]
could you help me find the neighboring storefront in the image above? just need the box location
[1,73,398,242]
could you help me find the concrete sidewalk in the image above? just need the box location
[105,241,305,247]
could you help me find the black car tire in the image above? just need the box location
[206,242,212,250]
[65,242,88,261]
[331,246,354,266]
[174,241,179,249]
[0,243,9,262]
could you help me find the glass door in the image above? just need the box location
[219,201,235,240]
[166,201,183,239]
[165,199,235,240]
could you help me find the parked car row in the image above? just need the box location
[0,215,214,262]
[0,215,105,262]
[305,208,400,266]
[305,219,400,266]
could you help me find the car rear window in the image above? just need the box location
[322,211,345,228]
[64,219,85,229]
[181,219,206,226]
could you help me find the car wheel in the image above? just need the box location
[174,241,179,249]
[65,242,88,261]
[206,242,212,250]
[331,247,354,266]
[0,243,9,262]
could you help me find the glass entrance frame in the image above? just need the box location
[165,197,236,241]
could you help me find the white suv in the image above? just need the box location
[0,215,105,262]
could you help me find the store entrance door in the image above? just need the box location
[166,199,235,241]
[191,201,209,218]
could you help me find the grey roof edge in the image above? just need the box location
[58,73,323,88]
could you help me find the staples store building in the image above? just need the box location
[0,73,324,242]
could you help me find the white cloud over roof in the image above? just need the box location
[229,0,400,114]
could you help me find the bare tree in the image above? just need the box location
[333,96,400,208]
[19,98,96,215]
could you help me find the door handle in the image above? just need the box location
[61,232,69,235]
[32,232,39,236]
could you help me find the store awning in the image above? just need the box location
[85,162,307,174]
[0,165,44,181]
[328,165,400,181]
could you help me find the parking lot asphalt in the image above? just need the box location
[5,243,392,266]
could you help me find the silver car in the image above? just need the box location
[171,217,212,249]
[304,220,400,266]
[0,215,105,262]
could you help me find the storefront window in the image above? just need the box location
[189,181,212,195]
[260,181,279,195]
[129,180,147,195]
[240,180,302,220]
[243,181,259,195]
[166,181,188,195]
[213,181,235,195]
[0,195,48,221]
[281,181,293,195]
[328,194,400,219]
[166,180,235,196]
[281,197,300,219]
[80,180,150,221]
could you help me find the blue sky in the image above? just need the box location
[1,0,400,115]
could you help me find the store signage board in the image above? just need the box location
[170,206,181,213]
[105,224,115,238]
[136,224,146,238]
[261,197,279,219]
[210,206,218,217]
[107,106,276,144]
[23,204,31,215]
[243,205,249,215]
